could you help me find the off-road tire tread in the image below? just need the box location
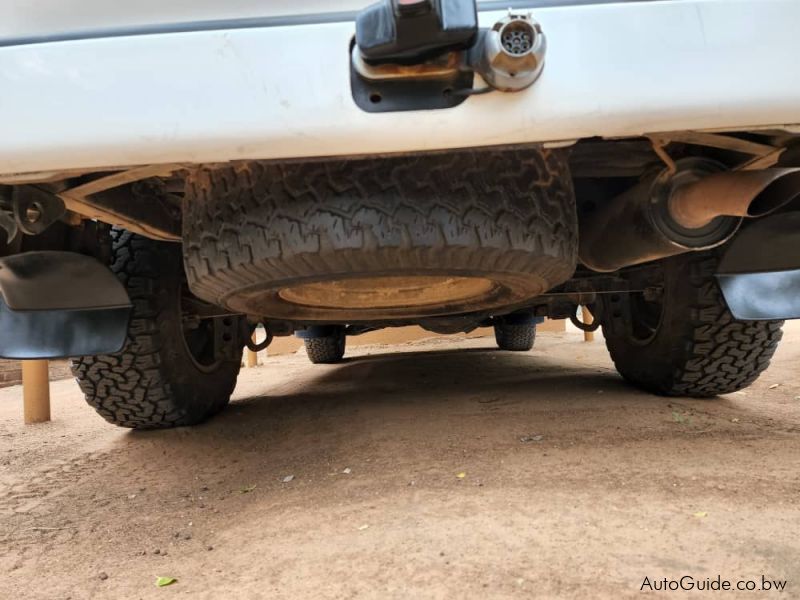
[604,252,783,397]
[304,335,346,364]
[494,323,536,351]
[71,230,242,429]
[182,150,576,318]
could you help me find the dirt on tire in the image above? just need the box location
[182,149,577,321]
[72,230,243,429]
[603,251,783,397]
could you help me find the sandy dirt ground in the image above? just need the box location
[1,324,800,599]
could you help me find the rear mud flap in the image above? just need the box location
[716,213,800,320]
[0,252,131,359]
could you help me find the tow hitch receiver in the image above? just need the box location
[0,252,131,359]
[351,0,547,112]
[716,213,800,320]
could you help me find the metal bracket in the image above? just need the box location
[243,321,273,353]
[0,210,18,243]
[58,164,183,241]
[350,45,474,113]
[12,185,66,235]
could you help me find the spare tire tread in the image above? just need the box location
[183,150,577,319]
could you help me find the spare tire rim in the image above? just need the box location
[278,275,497,310]
[225,268,553,321]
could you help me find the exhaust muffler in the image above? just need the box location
[579,158,800,272]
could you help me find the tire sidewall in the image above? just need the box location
[604,255,705,394]
[143,243,241,422]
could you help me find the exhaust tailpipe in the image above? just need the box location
[669,169,800,228]
[579,158,800,272]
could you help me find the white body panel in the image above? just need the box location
[1,0,799,177]
[0,0,368,43]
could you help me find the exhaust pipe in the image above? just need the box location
[579,158,800,272]
[669,169,800,228]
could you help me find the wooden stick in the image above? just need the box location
[582,306,595,343]
[22,360,51,423]
[246,333,258,368]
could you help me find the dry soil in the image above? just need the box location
[2,324,800,599]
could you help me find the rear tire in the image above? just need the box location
[304,329,346,364]
[494,322,536,351]
[72,231,243,429]
[602,251,783,397]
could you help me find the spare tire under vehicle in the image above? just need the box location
[182,149,577,322]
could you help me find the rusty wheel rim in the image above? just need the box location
[278,275,497,310]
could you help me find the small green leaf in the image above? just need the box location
[156,576,177,587]
[238,484,256,494]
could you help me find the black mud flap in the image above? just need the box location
[0,251,131,359]
[716,213,800,320]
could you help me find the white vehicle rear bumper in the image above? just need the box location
[1,0,799,178]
